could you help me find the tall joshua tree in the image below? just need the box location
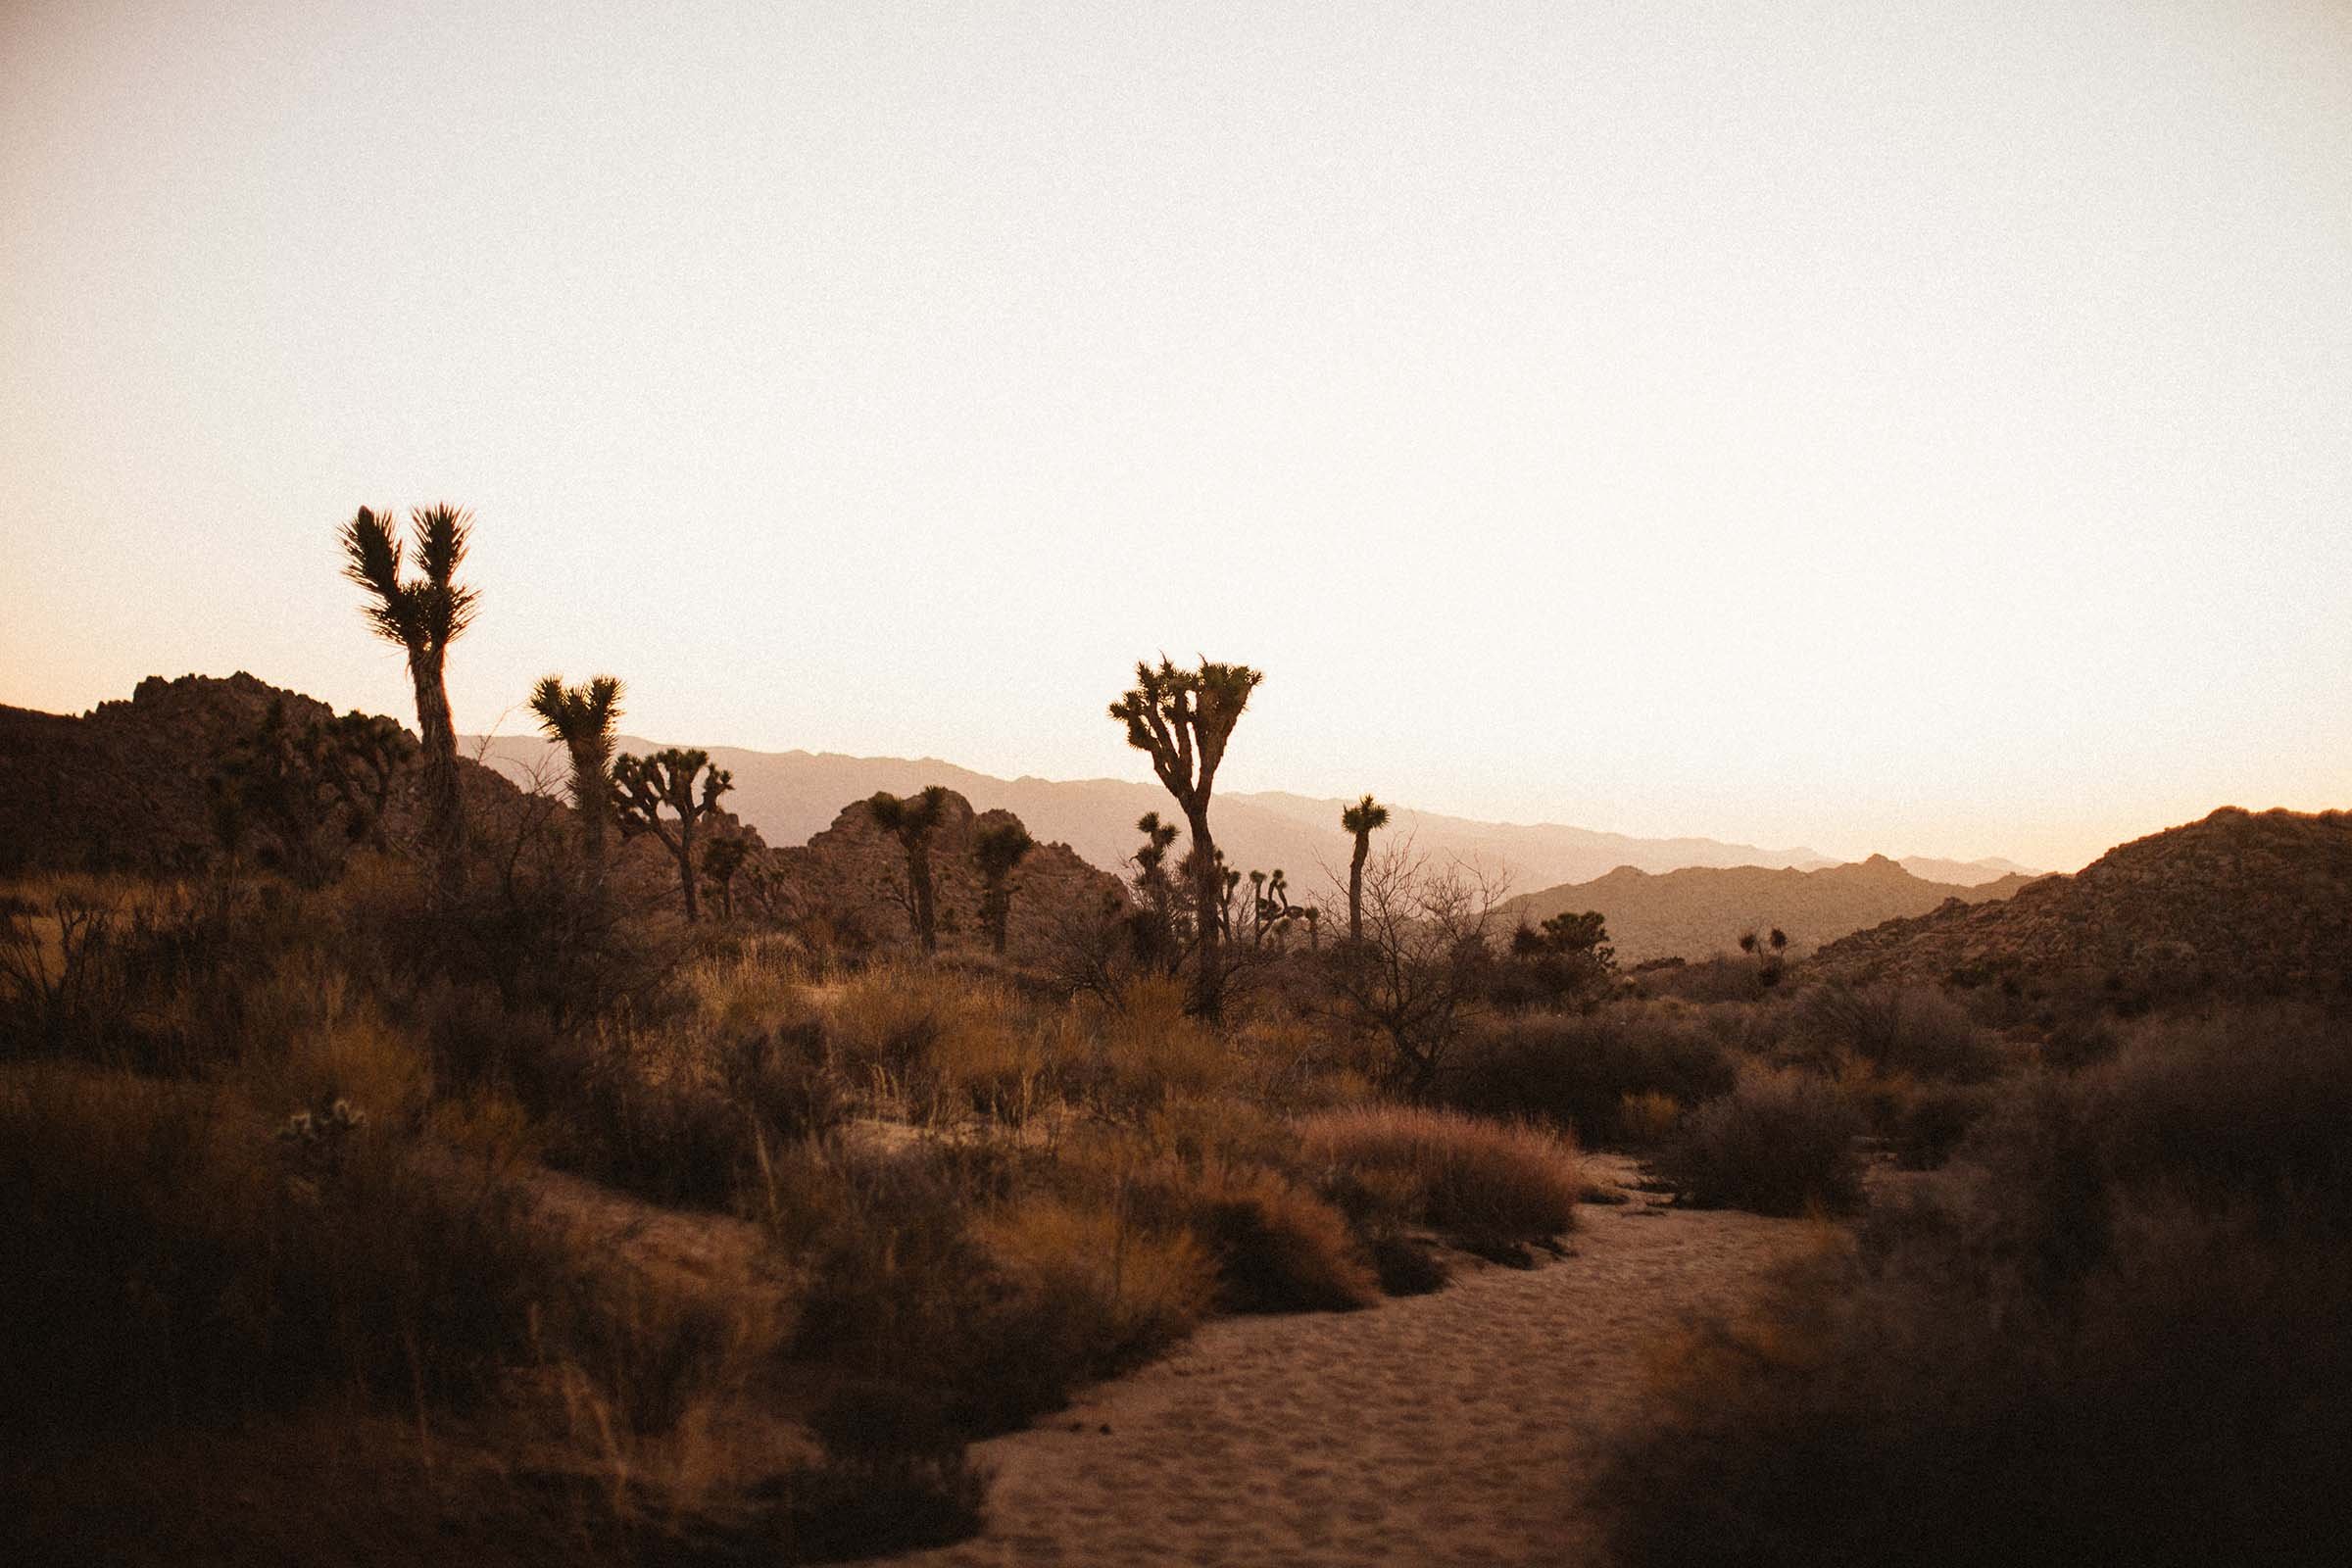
[612,747,733,921]
[526,674,624,861]
[1109,657,1263,1018]
[868,786,951,954]
[339,504,478,897]
[1341,794,1391,944]
[972,819,1035,956]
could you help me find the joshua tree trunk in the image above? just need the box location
[1186,808,1221,1014]
[1348,831,1370,944]
[412,658,466,897]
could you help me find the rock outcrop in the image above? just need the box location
[761,789,1125,962]
[1808,807,2352,999]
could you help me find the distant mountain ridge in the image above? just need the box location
[466,733,2030,895]
[1496,855,2036,966]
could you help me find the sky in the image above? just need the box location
[4,0,2348,872]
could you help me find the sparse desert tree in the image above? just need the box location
[868,786,951,954]
[1320,838,1507,1096]
[338,503,479,897]
[1341,794,1391,944]
[1505,908,1619,1006]
[1739,926,1790,988]
[972,819,1035,956]
[700,834,751,921]
[1109,657,1263,1019]
[526,674,624,861]
[612,747,733,921]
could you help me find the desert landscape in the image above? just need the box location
[7,4,2350,1565]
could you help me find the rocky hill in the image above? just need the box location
[1809,807,2352,998]
[0,672,529,875]
[759,789,1125,963]
[1496,855,2034,966]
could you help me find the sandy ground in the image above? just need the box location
[881,1155,1825,1568]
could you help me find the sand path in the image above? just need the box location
[884,1156,1821,1568]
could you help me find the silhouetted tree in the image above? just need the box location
[972,819,1035,956]
[700,834,751,921]
[868,786,951,954]
[1110,659,1261,1018]
[1341,794,1391,944]
[612,748,733,921]
[1505,908,1619,1005]
[339,504,478,897]
[1321,839,1506,1095]
[526,674,624,861]
[1739,926,1791,989]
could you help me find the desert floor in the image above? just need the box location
[880,1154,1824,1568]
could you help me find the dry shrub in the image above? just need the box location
[1590,1004,2352,1567]
[1436,1008,1735,1146]
[781,1145,1202,1437]
[1180,1164,1380,1313]
[1787,982,2003,1082]
[789,1381,992,1561]
[0,1066,558,1442]
[1654,1069,1865,1216]
[1299,1105,1583,1245]
[1616,1089,1683,1147]
[1090,976,1237,1116]
[822,966,1036,1121]
[975,1195,1214,1355]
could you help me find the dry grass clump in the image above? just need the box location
[1652,1067,1865,1216]
[774,1142,1207,1438]
[0,1064,558,1440]
[1298,1105,1583,1246]
[1590,1004,2352,1567]
[1436,1006,1736,1147]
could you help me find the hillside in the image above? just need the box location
[1809,807,2352,997]
[468,734,1871,893]
[0,672,555,879]
[1496,855,2035,966]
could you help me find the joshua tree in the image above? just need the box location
[868,785,951,954]
[526,674,624,860]
[1109,657,1262,1019]
[1341,794,1391,944]
[1739,926,1791,989]
[700,834,751,921]
[612,747,733,921]
[207,700,414,885]
[339,504,478,897]
[972,819,1035,956]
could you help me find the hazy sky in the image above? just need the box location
[5,1,2348,871]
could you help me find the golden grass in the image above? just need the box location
[1298,1104,1585,1244]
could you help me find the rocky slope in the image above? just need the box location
[1809,807,2352,998]
[1496,856,2034,966]
[0,672,532,875]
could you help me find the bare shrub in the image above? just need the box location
[1435,1006,1736,1146]
[1654,1068,1866,1215]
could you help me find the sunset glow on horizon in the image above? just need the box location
[6,0,2348,872]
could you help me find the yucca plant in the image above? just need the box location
[612,747,732,921]
[971,819,1035,956]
